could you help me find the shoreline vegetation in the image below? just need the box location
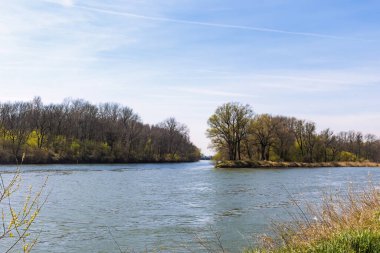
[216,160,380,169]
[0,97,200,164]
[207,102,380,167]
[246,182,380,253]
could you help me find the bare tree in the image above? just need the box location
[319,129,335,162]
[249,114,279,161]
[0,98,200,163]
[207,103,253,160]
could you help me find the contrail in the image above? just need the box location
[76,4,371,41]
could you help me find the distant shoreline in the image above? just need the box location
[216,160,380,169]
[0,160,201,166]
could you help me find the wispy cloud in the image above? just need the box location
[157,68,380,93]
[301,113,380,137]
[44,0,75,7]
[169,87,254,98]
[76,4,372,41]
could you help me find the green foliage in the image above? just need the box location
[248,230,380,253]
[26,131,39,148]
[246,182,380,253]
[207,102,380,163]
[212,152,224,161]
[100,142,110,152]
[207,102,253,161]
[269,150,281,162]
[310,230,380,253]
[70,140,80,151]
[339,151,357,162]
[0,98,201,164]
[69,139,81,160]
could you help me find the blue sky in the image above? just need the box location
[1,0,380,154]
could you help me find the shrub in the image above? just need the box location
[248,182,380,253]
[0,165,47,252]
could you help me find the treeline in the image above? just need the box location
[0,97,200,164]
[207,102,380,163]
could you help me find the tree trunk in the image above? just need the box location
[261,146,266,161]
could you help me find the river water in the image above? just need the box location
[1,160,379,252]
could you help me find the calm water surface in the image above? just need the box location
[1,161,380,252]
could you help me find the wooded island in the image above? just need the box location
[207,102,380,168]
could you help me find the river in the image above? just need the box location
[1,160,379,252]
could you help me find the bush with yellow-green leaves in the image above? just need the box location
[0,166,47,253]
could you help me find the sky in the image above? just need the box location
[1,0,380,155]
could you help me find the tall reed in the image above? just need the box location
[248,182,380,252]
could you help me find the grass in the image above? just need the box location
[246,182,380,253]
[248,230,380,253]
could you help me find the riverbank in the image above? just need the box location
[216,160,380,168]
[0,159,201,165]
[245,182,380,253]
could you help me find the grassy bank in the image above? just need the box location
[245,183,380,253]
[216,160,380,169]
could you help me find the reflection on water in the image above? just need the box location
[1,161,380,252]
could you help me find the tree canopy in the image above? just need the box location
[207,102,253,160]
[0,97,200,164]
[207,102,380,163]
